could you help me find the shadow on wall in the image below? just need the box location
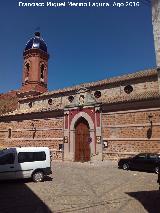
[0,180,52,213]
[0,148,52,213]
[147,127,152,139]
[126,190,160,213]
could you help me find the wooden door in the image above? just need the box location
[75,118,90,162]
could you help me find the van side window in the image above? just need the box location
[0,153,15,165]
[18,152,46,163]
[35,152,46,161]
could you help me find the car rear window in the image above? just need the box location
[149,154,157,159]
[18,151,46,163]
[137,154,146,159]
[149,154,160,159]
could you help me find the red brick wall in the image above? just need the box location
[102,108,160,160]
[0,91,18,115]
[21,49,49,93]
[0,116,64,160]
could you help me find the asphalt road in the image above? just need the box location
[0,161,160,213]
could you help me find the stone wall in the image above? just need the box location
[19,74,158,113]
[152,0,160,67]
[102,107,160,160]
[0,116,64,160]
[96,76,158,103]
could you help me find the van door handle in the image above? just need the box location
[10,166,14,168]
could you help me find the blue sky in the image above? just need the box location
[0,0,156,93]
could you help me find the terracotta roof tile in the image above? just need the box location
[0,91,18,115]
[103,90,160,104]
[41,68,157,97]
[19,68,157,101]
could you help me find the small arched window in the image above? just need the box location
[8,128,12,139]
[25,63,30,77]
[40,64,44,79]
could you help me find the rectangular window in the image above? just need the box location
[59,144,63,150]
[18,152,46,163]
[8,128,12,139]
[0,153,15,165]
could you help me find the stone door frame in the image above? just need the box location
[70,111,95,161]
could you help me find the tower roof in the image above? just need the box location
[24,32,48,53]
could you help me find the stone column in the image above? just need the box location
[63,110,70,161]
[152,0,160,67]
[94,106,103,161]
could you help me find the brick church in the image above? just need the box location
[0,1,160,161]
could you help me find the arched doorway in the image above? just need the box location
[75,117,90,162]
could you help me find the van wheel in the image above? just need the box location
[32,171,44,182]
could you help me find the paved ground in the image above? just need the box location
[0,161,160,213]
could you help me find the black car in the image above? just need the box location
[118,153,160,174]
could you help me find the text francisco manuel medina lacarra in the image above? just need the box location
[18,2,140,8]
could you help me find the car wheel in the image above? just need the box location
[155,167,159,174]
[32,171,44,182]
[122,163,129,170]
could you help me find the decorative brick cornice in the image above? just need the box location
[23,48,49,60]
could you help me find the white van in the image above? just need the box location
[0,147,52,182]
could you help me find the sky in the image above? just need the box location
[0,0,156,93]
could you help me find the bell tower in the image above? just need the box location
[152,0,160,67]
[20,32,49,96]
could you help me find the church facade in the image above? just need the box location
[0,2,160,161]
